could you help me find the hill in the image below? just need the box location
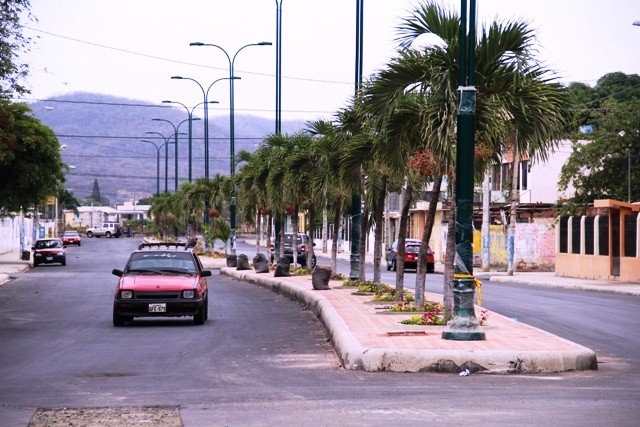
[30,92,307,204]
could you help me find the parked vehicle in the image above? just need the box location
[62,230,82,246]
[386,238,434,273]
[85,222,122,238]
[32,238,66,267]
[269,232,316,268]
[111,242,212,326]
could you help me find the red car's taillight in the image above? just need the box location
[269,244,274,251]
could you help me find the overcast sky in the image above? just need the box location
[19,0,640,122]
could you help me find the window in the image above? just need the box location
[520,160,528,191]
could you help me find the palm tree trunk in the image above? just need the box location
[414,171,443,307]
[372,175,388,285]
[306,203,316,269]
[507,142,520,275]
[443,178,456,320]
[255,207,260,254]
[395,184,413,299]
[358,204,368,281]
[330,197,343,272]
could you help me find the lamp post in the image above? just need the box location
[145,131,172,193]
[151,118,189,192]
[190,41,272,253]
[140,138,174,196]
[170,76,231,183]
[161,100,202,182]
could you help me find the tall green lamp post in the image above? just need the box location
[442,0,485,341]
[171,75,237,225]
[144,131,173,193]
[161,100,201,182]
[189,41,272,255]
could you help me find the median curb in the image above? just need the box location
[219,267,598,374]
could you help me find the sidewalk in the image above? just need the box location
[3,246,637,373]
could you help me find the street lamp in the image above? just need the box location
[140,139,174,196]
[144,132,174,193]
[190,41,272,252]
[152,118,189,192]
[161,100,201,182]
[171,76,237,226]
[170,76,233,182]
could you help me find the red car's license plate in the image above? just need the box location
[148,303,166,313]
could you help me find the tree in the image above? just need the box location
[559,97,640,211]
[363,0,569,311]
[90,179,101,204]
[0,101,65,214]
[0,0,33,99]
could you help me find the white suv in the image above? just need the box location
[85,222,122,238]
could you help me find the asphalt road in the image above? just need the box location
[0,238,639,426]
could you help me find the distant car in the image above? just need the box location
[111,242,212,326]
[269,232,316,268]
[62,230,82,246]
[32,238,66,267]
[86,222,122,238]
[386,238,434,273]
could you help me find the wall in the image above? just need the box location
[0,215,36,255]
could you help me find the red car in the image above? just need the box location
[386,239,435,273]
[111,242,212,326]
[32,238,66,267]
[62,230,82,246]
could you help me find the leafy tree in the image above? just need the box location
[559,97,640,212]
[363,0,570,310]
[0,0,33,99]
[0,101,65,213]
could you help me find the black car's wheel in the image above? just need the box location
[33,260,38,267]
[203,295,209,321]
[86,231,93,238]
[427,263,435,273]
[392,260,397,271]
[194,304,206,325]
[310,255,317,270]
[386,261,391,271]
[61,258,66,266]
[78,242,81,247]
[113,305,125,327]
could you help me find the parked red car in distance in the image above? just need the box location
[62,230,82,246]
[386,238,435,273]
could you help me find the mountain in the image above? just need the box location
[30,92,306,205]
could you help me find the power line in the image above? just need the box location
[22,25,352,86]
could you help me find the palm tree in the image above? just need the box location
[306,119,351,272]
[363,0,569,313]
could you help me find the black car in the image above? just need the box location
[269,232,316,268]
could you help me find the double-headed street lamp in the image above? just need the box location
[140,138,175,196]
[151,118,190,192]
[170,76,234,181]
[161,100,201,182]
[189,41,272,252]
[144,131,174,193]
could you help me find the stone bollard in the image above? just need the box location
[226,254,237,268]
[236,254,251,270]
[253,253,270,273]
[312,265,332,290]
[274,258,291,277]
